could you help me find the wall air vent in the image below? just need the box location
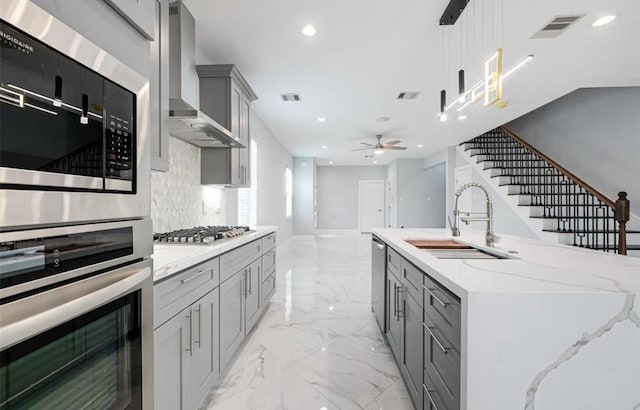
[397,91,421,100]
[281,93,301,102]
[531,15,584,39]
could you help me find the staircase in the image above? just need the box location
[460,127,639,255]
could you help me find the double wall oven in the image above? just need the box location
[1,1,153,409]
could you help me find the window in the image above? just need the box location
[285,166,292,218]
[238,139,258,226]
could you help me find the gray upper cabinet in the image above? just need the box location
[197,65,257,188]
[104,0,156,40]
[150,0,170,171]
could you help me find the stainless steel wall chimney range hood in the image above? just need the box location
[168,3,244,148]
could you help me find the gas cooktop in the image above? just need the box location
[153,226,251,244]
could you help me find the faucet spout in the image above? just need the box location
[451,182,495,247]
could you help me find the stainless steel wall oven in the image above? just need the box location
[0,221,153,409]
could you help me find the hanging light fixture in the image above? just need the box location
[440,89,447,121]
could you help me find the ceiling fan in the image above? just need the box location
[352,134,407,155]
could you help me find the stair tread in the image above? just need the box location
[530,215,614,219]
[508,192,589,197]
[543,229,640,234]
[499,182,577,186]
[588,245,640,251]
[519,204,611,207]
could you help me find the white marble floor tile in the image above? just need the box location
[201,233,411,409]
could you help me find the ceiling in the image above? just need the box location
[186,0,640,166]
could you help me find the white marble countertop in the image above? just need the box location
[152,226,278,282]
[372,228,640,298]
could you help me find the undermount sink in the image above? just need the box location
[405,239,512,260]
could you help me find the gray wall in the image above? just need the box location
[227,112,294,244]
[396,159,428,228]
[317,166,386,230]
[32,0,151,77]
[293,157,315,235]
[423,162,447,228]
[507,87,640,209]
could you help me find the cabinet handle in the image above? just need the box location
[248,267,253,296]
[181,269,208,284]
[423,385,440,410]
[185,310,193,356]
[393,283,398,319]
[423,323,450,354]
[423,286,449,308]
[193,304,201,348]
[396,287,405,318]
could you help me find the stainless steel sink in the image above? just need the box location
[425,248,510,260]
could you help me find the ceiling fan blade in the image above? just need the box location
[351,147,374,151]
[385,146,407,150]
[384,140,402,146]
[359,142,375,146]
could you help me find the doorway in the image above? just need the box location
[359,180,385,233]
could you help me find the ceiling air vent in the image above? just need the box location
[397,91,421,100]
[531,15,584,39]
[281,93,301,102]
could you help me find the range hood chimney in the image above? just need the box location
[168,3,243,148]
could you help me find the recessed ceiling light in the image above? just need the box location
[321,145,328,149]
[373,160,378,164]
[376,116,390,122]
[317,117,326,123]
[302,24,317,36]
[592,15,616,27]
[417,144,423,148]
[458,115,467,120]
[329,161,334,165]
[374,149,385,155]
[440,113,448,122]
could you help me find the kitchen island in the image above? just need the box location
[372,228,640,410]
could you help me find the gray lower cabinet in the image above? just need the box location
[154,311,190,410]
[402,290,424,409]
[386,271,402,360]
[154,287,219,410]
[245,258,262,332]
[219,269,246,369]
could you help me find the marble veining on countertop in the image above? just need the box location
[372,228,640,297]
[152,226,277,282]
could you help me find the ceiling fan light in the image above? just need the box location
[374,149,385,155]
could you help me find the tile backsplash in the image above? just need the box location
[150,136,227,233]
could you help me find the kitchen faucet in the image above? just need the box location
[450,182,496,247]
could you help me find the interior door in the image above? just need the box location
[359,180,385,233]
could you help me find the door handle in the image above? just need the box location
[423,385,440,410]
[193,304,201,348]
[185,309,193,356]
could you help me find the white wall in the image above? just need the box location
[293,157,315,235]
[316,166,386,230]
[507,87,640,210]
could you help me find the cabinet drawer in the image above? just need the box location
[262,233,276,252]
[402,260,424,306]
[423,313,460,410]
[262,268,276,304]
[423,370,452,410]
[423,275,461,349]
[220,239,262,283]
[154,258,220,328]
[262,247,276,273]
[387,247,402,278]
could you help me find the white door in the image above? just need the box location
[454,165,473,213]
[359,181,385,233]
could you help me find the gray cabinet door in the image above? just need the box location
[220,271,246,369]
[154,311,191,410]
[245,259,262,332]
[150,0,169,171]
[387,272,402,361]
[191,288,220,408]
[402,291,424,409]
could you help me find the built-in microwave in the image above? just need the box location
[0,0,150,228]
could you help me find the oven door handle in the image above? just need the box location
[0,263,151,350]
